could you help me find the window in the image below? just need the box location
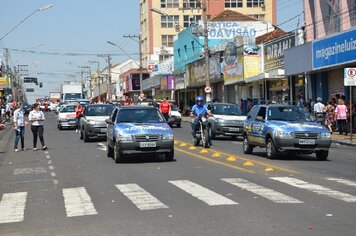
[256,107,266,120]
[25,88,34,92]
[161,15,179,28]
[159,54,171,62]
[248,14,265,21]
[161,35,174,47]
[183,0,201,9]
[247,0,264,7]
[161,0,179,8]
[183,15,201,27]
[225,0,243,8]
[23,77,38,83]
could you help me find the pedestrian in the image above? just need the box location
[159,97,171,121]
[323,100,334,133]
[334,99,348,135]
[75,101,83,132]
[13,103,26,152]
[313,97,325,125]
[29,103,47,150]
[5,102,12,122]
[247,98,253,113]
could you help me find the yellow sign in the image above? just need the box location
[0,77,7,88]
[244,56,261,78]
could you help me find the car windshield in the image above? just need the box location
[85,105,114,116]
[60,105,76,113]
[212,104,242,116]
[268,106,314,122]
[171,105,179,111]
[116,109,166,123]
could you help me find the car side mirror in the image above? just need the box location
[256,116,265,122]
[247,114,252,119]
[105,119,113,124]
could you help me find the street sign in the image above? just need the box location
[344,68,356,86]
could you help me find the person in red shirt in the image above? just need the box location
[75,102,83,133]
[159,97,171,121]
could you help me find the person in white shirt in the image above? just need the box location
[313,97,325,124]
[29,103,47,150]
[13,103,25,152]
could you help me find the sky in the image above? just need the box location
[0,0,303,103]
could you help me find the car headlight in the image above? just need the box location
[162,133,174,140]
[215,118,224,123]
[321,132,331,139]
[274,130,293,139]
[117,134,133,141]
[88,120,96,125]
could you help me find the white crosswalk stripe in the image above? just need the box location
[222,178,303,203]
[326,178,356,187]
[116,184,168,210]
[0,192,27,224]
[271,177,356,203]
[62,187,98,217]
[169,180,238,206]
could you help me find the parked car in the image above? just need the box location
[106,106,174,163]
[79,104,114,142]
[242,105,332,160]
[168,105,182,128]
[207,103,246,139]
[57,104,77,130]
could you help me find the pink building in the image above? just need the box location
[304,0,356,41]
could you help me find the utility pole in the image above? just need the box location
[202,0,211,102]
[123,34,143,95]
[107,55,112,100]
[4,48,10,88]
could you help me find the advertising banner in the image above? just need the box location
[186,53,220,87]
[223,42,243,85]
[160,77,168,90]
[264,33,295,72]
[0,77,7,88]
[243,44,261,78]
[313,29,356,70]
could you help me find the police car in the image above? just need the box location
[105,106,174,163]
[242,105,332,160]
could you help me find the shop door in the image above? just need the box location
[227,85,235,103]
[213,82,223,102]
[328,69,344,98]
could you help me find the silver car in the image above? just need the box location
[79,104,114,142]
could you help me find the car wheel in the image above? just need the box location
[80,129,83,140]
[266,138,278,159]
[106,140,114,158]
[177,123,181,128]
[316,150,328,161]
[211,130,216,140]
[58,124,62,130]
[165,149,174,161]
[114,142,124,163]
[83,129,90,142]
[242,136,253,154]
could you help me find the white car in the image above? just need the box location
[57,104,77,130]
[168,105,182,128]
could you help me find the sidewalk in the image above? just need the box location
[181,116,356,147]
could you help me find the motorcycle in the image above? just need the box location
[192,114,210,148]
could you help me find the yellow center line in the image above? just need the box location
[175,147,255,174]
[175,140,299,174]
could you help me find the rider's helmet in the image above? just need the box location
[195,96,204,106]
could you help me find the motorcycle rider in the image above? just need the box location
[190,96,212,143]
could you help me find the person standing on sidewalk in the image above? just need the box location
[159,97,171,121]
[334,99,348,135]
[13,103,26,152]
[323,100,335,133]
[313,97,325,125]
[75,101,83,132]
[29,103,47,150]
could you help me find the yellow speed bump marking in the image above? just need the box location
[199,149,209,154]
[174,141,179,145]
[226,156,237,162]
[175,147,255,174]
[265,167,275,172]
[189,146,197,150]
[180,143,187,147]
[243,161,254,166]
[212,152,221,158]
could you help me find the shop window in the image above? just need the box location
[225,0,243,8]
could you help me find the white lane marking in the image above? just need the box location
[44,151,49,154]
[46,155,50,159]
[51,172,56,177]
[62,187,98,217]
[48,160,52,165]
[0,192,27,224]
[97,143,106,151]
[222,178,303,203]
[169,180,238,206]
[48,165,54,170]
[271,177,356,203]
[13,167,47,175]
[115,184,168,210]
[326,178,356,187]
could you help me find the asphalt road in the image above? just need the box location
[0,113,355,236]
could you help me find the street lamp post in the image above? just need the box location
[0,4,54,41]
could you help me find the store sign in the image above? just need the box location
[313,29,356,70]
[243,44,261,78]
[264,33,295,72]
[0,77,7,88]
[223,42,243,85]
[186,54,220,86]
[344,68,356,86]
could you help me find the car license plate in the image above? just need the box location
[229,128,240,132]
[68,122,76,125]
[299,139,315,145]
[101,128,107,133]
[140,142,156,148]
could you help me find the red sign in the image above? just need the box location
[148,64,155,71]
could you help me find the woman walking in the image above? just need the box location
[13,103,26,152]
[324,100,335,133]
[29,103,47,150]
[334,99,348,135]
